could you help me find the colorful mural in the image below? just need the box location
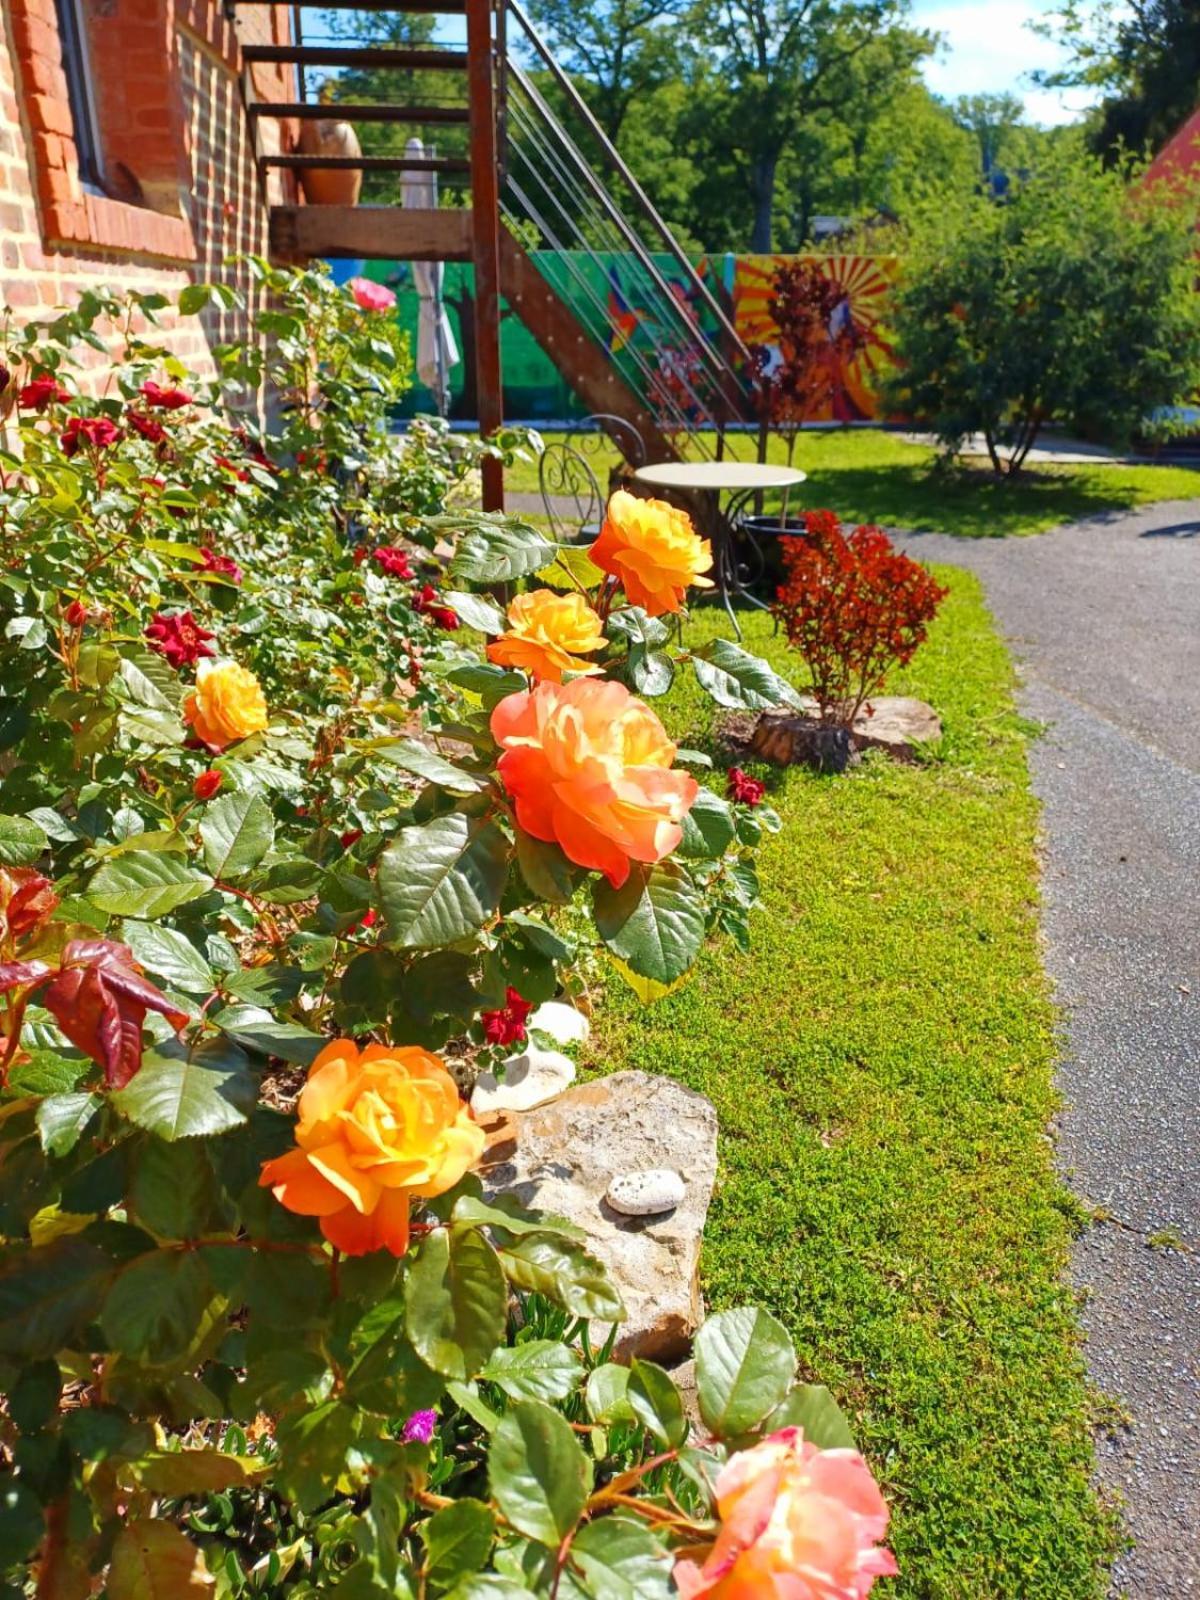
[733,255,899,423]
[340,252,898,423]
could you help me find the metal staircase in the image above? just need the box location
[224,0,757,505]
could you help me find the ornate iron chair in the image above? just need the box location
[537,415,646,543]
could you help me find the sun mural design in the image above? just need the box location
[734,255,899,422]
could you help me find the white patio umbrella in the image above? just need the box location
[402,137,460,416]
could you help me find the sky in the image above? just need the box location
[911,0,1099,125]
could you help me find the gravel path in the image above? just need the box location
[896,503,1200,1598]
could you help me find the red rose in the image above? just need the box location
[199,547,244,585]
[19,374,69,411]
[63,599,88,628]
[126,409,167,444]
[413,584,459,632]
[480,986,534,1048]
[214,454,251,484]
[727,766,766,807]
[373,546,414,580]
[340,829,364,849]
[61,416,120,456]
[140,379,193,410]
[145,610,216,670]
[193,769,223,801]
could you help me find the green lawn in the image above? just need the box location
[584,589,1119,1598]
[505,427,1199,538]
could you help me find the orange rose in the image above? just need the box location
[491,678,697,888]
[260,1039,484,1257]
[486,588,606,683]
[674,1427,897,1600]
[590,489,713,616]
[183,660,268,750]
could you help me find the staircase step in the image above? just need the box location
[249,103,470,125]
[230,0,464,8]
[241,45,468,70]
[270,205,474,262]
[262,154,472,174]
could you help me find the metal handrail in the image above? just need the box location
[504,0,754,378]
[504,63,746,427]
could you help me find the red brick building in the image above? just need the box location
[0,0,297,367]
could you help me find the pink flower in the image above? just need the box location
[144,610,216,669]
[401,1408,437,1445]
[61,416,120,456]
[727,767,766,807]
[140,379,193,410]
[199,547,244,586]
[674,1428,897,1600]
[480,986,534,1047]
[349,276,396,313]
[19,374,69,410]
[373,546,414,580]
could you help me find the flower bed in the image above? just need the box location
[0,270,898,1596]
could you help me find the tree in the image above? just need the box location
[950,92,1044,183]
[886,140,1200,474]
[526,0,688,144]
[685,0,933,250]
[1035,1,1200,159]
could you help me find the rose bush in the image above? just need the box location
[0,270,893,1596]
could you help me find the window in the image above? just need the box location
[52,0,105,192]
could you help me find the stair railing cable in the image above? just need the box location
[504,60,746,428]
[503,127,720,450]
[502,80,732,447]
[502,91,726,436]
[504,0,754,380]
[501,166,709,447]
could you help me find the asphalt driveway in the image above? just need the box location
[899,502,1200,1598]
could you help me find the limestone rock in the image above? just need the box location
[751,696,942,769]
[484,1071,718,1363]
[606,1168,686,1216]
[529,1000,591,1047]
[471,1047,576,1115]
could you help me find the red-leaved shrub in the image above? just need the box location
[773,510,949,725]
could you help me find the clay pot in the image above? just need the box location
[296,117,363,207]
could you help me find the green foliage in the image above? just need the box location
[888,140,1200,472]
[591,600,1121,1597]
[0,271,826,1595]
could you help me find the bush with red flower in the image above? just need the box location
[772,509,949,726]
[0,271,894,1599]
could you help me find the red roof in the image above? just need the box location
[1145,107,1200,187]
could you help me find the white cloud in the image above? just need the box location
[910,0,1100,125]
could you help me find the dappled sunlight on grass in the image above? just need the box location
[502,427,1200,539]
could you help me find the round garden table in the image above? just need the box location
[633,460,807,637]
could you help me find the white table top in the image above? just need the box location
[633,460,807,493]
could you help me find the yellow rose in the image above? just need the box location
[260,1040,485,1257]
[590,489,713,616]
[183,660,268,750]
[486,588,606,683]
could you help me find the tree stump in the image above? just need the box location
[750,697,942,770]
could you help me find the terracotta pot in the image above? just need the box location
[296,117,363,207]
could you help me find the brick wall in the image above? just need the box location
[0,0,297,374]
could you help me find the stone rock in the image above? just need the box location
[484,1070,718,1363]
[529,1000,590,1047]
[606,1168,686,1217]
[751,696,942,769]
[470,1047,576,1115]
